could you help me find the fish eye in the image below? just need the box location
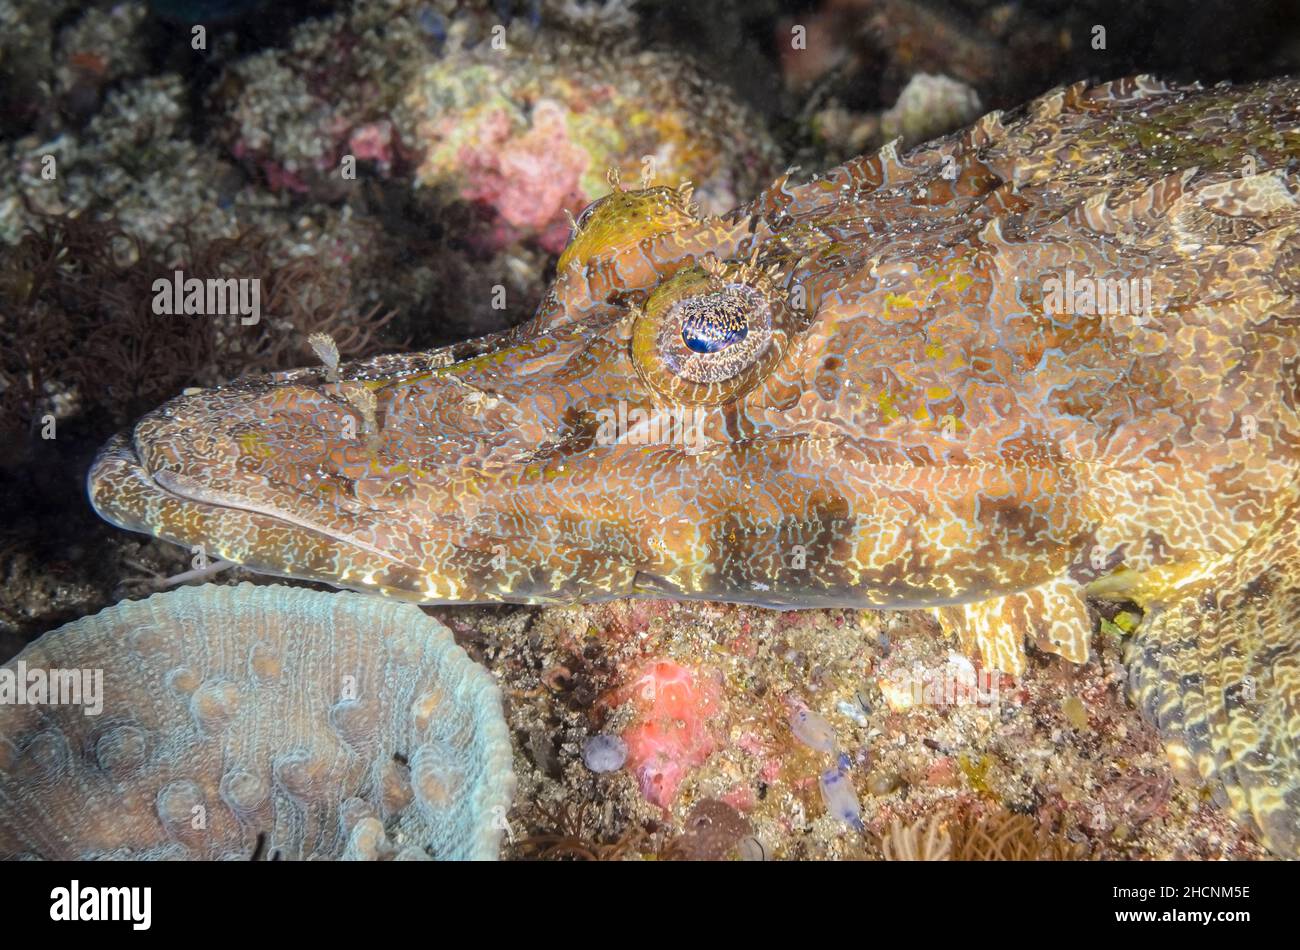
[658,281,770,387]
[630,257,796,405]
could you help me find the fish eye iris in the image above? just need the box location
[680,294,750,354]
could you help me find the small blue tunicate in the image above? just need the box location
[790,706,837,752]
[582,734,628,773]
[819,765,864,832]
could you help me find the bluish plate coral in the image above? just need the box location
[0,583,515,860]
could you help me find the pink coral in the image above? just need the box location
[451,99,590,250]
[618,660,720,808]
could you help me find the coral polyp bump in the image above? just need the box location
[0,583,514,860]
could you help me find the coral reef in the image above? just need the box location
[3,0,1300,865]
[879,73,981,147]
[0,583,515,860]
[1,72,235,247]
[478,593,1267,861]
[660,798,752,860]
[777,0,1065,104]
[517,798,647,861]
[203,0,779,335]
[880,813,951,860]
[398,37,778,253]
[1,0,779,352]
[955,810,1087,861]
[0,0,142,138]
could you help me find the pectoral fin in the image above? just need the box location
[936,576,1092,676]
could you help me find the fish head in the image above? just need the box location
[90,162,1095,606]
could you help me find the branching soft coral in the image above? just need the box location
[880,809,1087,861]
[517,800,647,861]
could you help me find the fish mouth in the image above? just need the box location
[87,426,420,599]
[84,374,489,601]
[90,432,399,568]
[86,369,1091,610]
[87,430,164,535]
[85,411,644,605]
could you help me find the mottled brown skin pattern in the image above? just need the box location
[90,77,1300,854]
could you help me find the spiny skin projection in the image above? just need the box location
[0,584,515,860]
[89,77,1300,854]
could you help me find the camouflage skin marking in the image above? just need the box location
[89,77,1300,855]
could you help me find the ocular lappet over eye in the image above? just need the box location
[559,169,700,276]
[630,252,799,405]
